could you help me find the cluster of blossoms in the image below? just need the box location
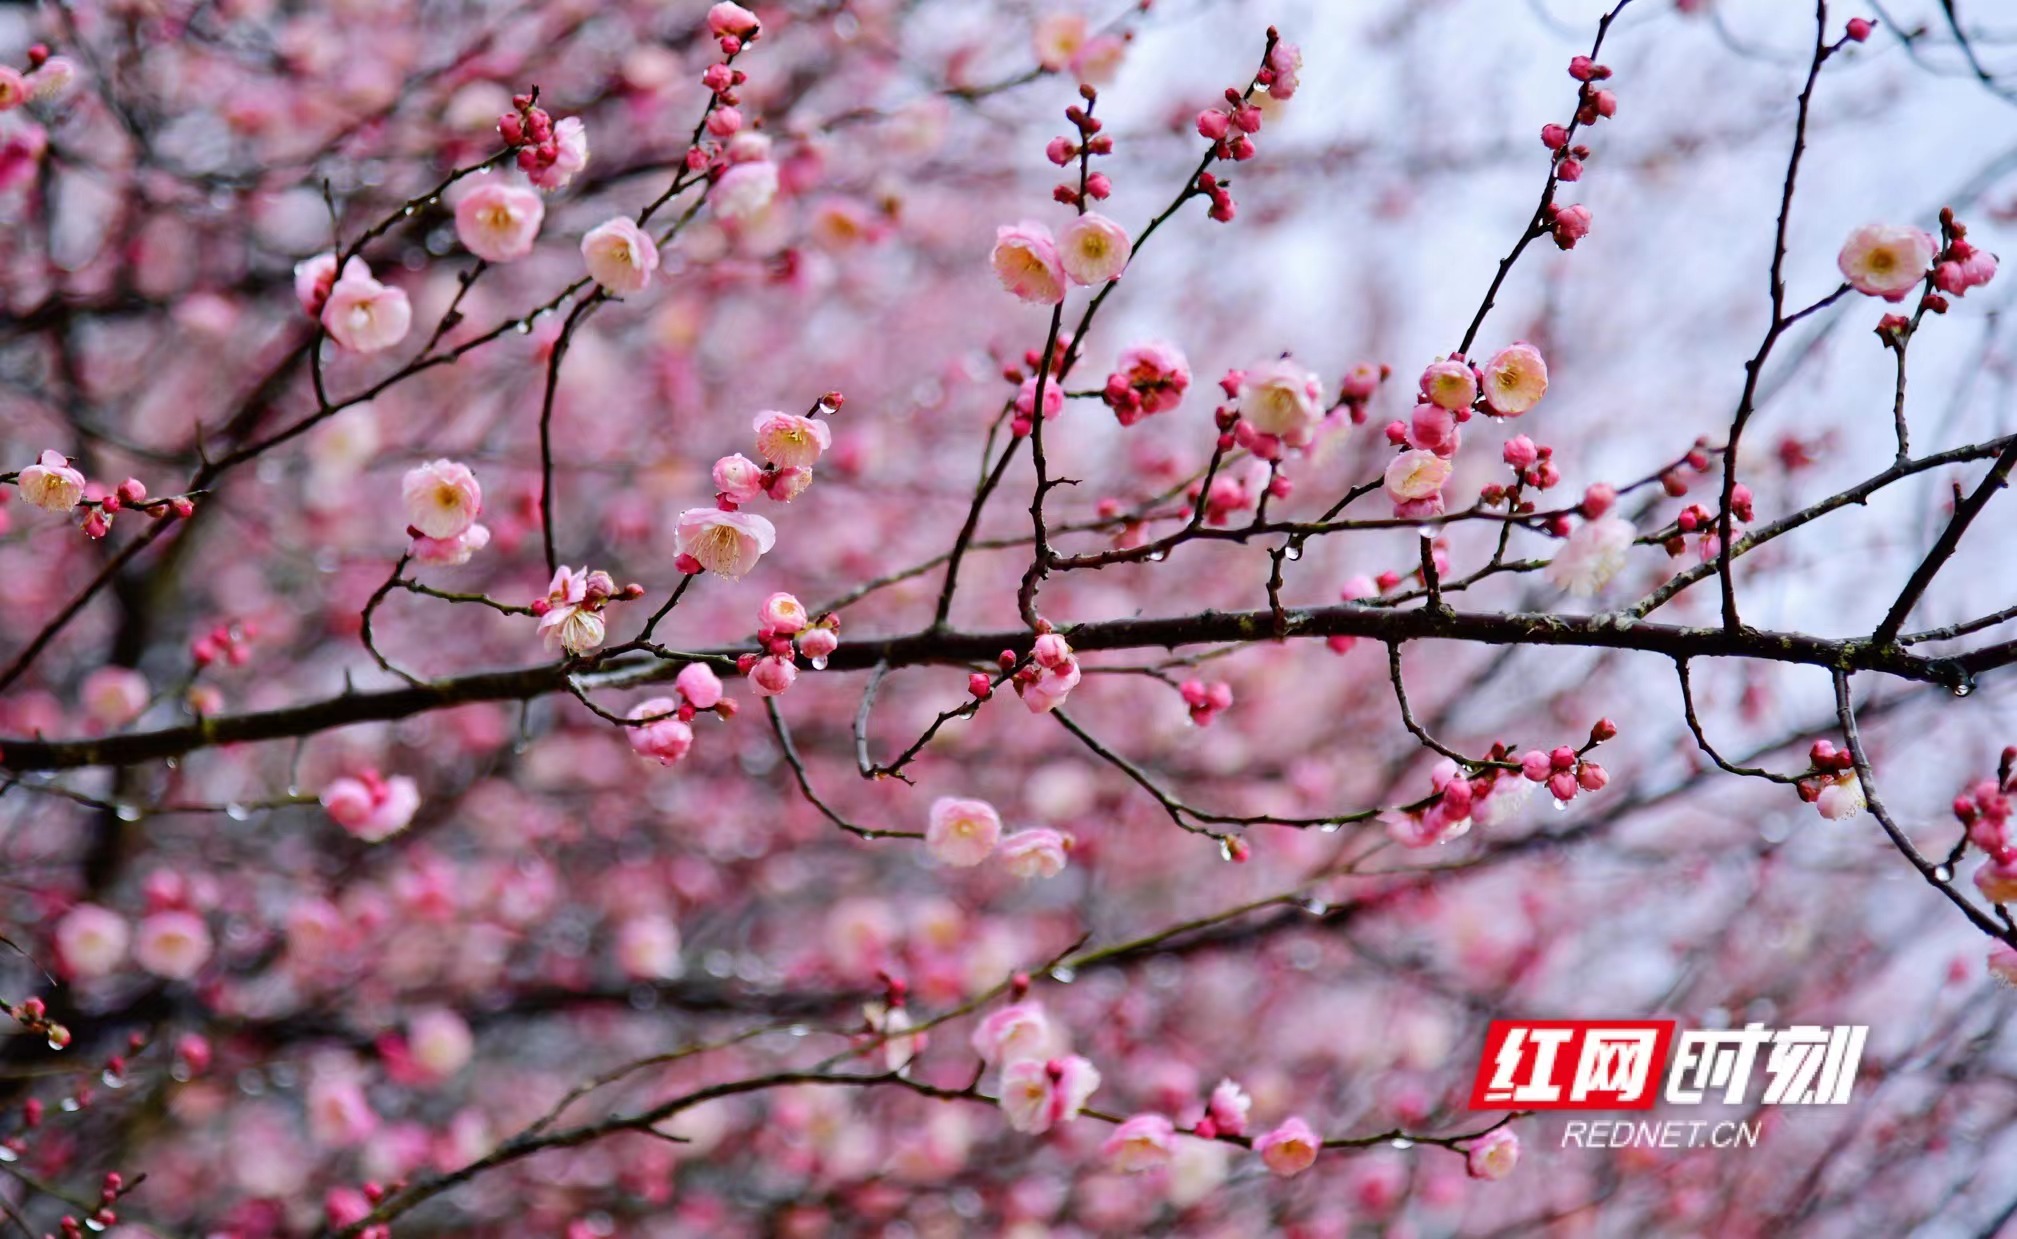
[679,400,840,578]
[296,254,412,354]
[735,592,839,698]
[1380,343,1550,519]
[1179,679,1233,726]
[688,10,782,228]
[1517,724,1613,805]
[991,630,1082,714]
[401,459,489,565]
[13,450,182,540]
[1031,12,1127,85]
[1100,341,1192,425]
[321,769,423,842]
[532,566,644,655]
[1221,358,1327,457]
[1946,757,2017,986]
[188,618,256,670]
[923,796,1072,877]
[498,92,588,190]
[990,94,1132,308]
[1846,209,1998,351]
[55,873,216,984]
[1536,54,1621,249]
[1384,752,1540,848]
[0,43,77,111]
[1795,740,1865,821]
[972,999,1101,1135]
[625,663,731,768]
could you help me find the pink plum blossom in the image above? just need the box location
[133,910,213,981]
[321,771,422,842]
[1545,516,1635,596]
[17,449,84,511]
[711,160,779,223]
[1103,1113,1177,1172]
[526,117,589,191]
[972,1001,1054,1066]
[676,663,725,709]
[675,507,777,577]
[454,182,545,262]
[1480,342,1549,415]
[407,1008,474,1079]
[999,828,1071,878]
[1207,1079,1251,1136]
[1816,773,1867,821]
[999,1055,1100,1134]
[1467,1128,1520,1180]
[927,797,1003,867]
[752,411,831,469]
[759,592,809,635]
[1420,357,1478,411]
[714,453,766,504]
[1058,212,1131,285]
[401,459,483,539]
[581,218,659,294]
[1237,358,1324,445]
[991,222,1067,304]
[1019,632,1082,713]
[1255,1116,1320,1176]
[1839,223,1937,300]
[321,258,412,353]
[626,698,695,764]
[55,903,130,980]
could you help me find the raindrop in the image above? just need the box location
[1552,798,1569,812]
[1319,822,1341,833]
[47,1037,66,1052]
[225,802,249,821]
[1303,899,1329,916]
[1146,549,1168,562]
[810,656,828,671]
[86,1222,107,1234]
[1283,543,1302,561]
[59,1097,80,1112]
[1954,682,1974,698]
[402,205,416,216]
[1218,837,1236,861]
[0,1147,15,1163]
[115,804,142,822]
[1050,965,1077,984]
[789,1024,811,1038]
[164,757,179,770]
[1391,1137,1414,1150]
[100,1070,124,1089]
[516,320,533,334]
[1415,527,1435,540]
[1933,864,1954,882]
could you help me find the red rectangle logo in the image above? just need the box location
[1469,1020,1676,1110]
